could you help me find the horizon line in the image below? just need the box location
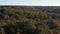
[0,4,60,6]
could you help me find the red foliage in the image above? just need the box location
[9,17,16,22]
[19,16,26,22]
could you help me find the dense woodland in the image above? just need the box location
[0,6,60,34]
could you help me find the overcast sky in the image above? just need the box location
[0,0,60,6]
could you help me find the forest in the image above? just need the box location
[0,6,60,34]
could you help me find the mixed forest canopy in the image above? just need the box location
[0,6,60,34]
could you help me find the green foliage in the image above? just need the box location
[0,6,60,34]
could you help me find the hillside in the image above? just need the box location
[0,6,60,34]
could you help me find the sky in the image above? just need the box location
[0,0,60,6]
